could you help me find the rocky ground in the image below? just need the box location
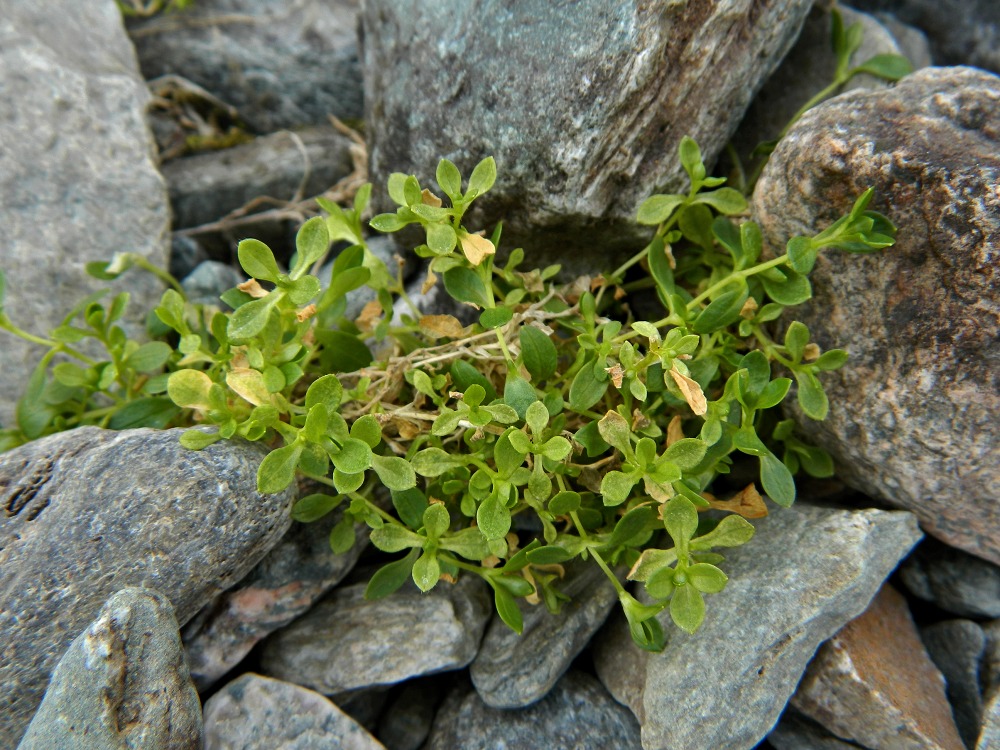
[0,1,998,749]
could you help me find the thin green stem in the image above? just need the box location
[686,254,789,310]
[589,547,626,596]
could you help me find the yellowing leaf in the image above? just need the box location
[459,230,496,266]
[421,189,443,208]
[605,363,625,389]
[739,297,758,319]
[356,300,382,332]
[237,279,269,299]
[419,314,468,338]
[704,483,768,519]
[226,367,271,406]
[421,269,438,295]
[670,362,707,416]
[666,415,685,446]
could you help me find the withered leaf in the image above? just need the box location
[669,362,708,416]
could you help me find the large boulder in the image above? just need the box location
[361,0,814,270]
[0,427,295,746]
[0,1,170,428]
[752,66,1000,564]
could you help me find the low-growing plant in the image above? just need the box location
[0,133,896,650]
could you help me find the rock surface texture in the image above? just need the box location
[792,584,965,750]
[900,538,1000,618]
[128,0,363,133]
[0,427,294,746]
[921,619,987,748]
[753,66,1000,564]
[16,588,202,750]
[203,673,385,750]
[0,1,170,428]
[362,0,814,267]
[593,503,922,750]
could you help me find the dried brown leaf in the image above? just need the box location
[459,230,496,266]
[669,362,708,416]
[420,314,468,339]
[237,278,268,299]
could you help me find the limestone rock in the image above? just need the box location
[0,427,294,746]
[752,66,1000,564]
[792,584,965,750]
[900,538,1000,618]
[17,588,201,750]
[260,575,491,694]
[203,673,384,750]
[425,671,641,750]
[128,0,363,133]
[361,0,814,270]
[593,503,922,750]
[921,619,987,748]
[0,1,170,428]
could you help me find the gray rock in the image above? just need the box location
[128,0,363,133]
[872,12,932,69]
[204,673,384,750]
[376,677,445,750]
[162,126,356,229]
[0,426,294,746]
[752,66,1000,564]
[260,575,491,694]
[361,0,814,271]
[425,671,641,750]
[900,538,1000,618]
[768,708,864,750]
[592,503,922,750]
[17,588,201,750]
[980,693,1000,750]
[181,260,246,307]
[0,1,170,428]
[470,559,619,708]
[183,508,367,691]
[922,619,987,749]
[982,621,1000,749]
[170,233,210,282]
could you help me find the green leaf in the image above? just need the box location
[365,549,420,600]
[484,403,519,425]
[548,491,581,515]
[412,550,441,592]
[756,378,792,410]
[411,448,456,477]
[540,436,571,461]
[852,53,912,80]
[601,471,636,507]
[477,494,511,540]
[108,398,180,430]
[762,268,812,306]
[662,438,708,471]
[292,493,342,523]
[526,545,574,565]
[795,369,829,420]
[331,438,373,474]
[814,349,848,371]
[525,400,548,436]
[351,414,382,447]
[370,524,424,553]
[493,584,523,634]
[620,592,667,652]
[692,282,749,334]
[293,216,330,274]
[607,506,657,550]
[124,341,172,372]
[694,187,747,215]
[784,321,809,362]
[286,275,321,305]
[678,136,704,184]
[314,330,373,372]
[370,212,409,233]
[519,326,558,382]
[443,267,491,308]
[167,369,214,410]
[179,429,220,450]
[391,488,428,529]
[423,502,451,538]
[691,514,755,549]
[760,452,795,507]
[451,360,497,401]
[637,194,685,225]
[574,420,609,458]
[427,222,458,255]
[480,306,514,329]
[504,375,538,421]
[227,293,280,340]
[305,374,343,411]
[257,441,304,494]
[569,363,608,412]
[436,158,463,199]
[687,563,728,593]
[467,156,497,198]
[679,203,715,250]
[663,496,698,545]
[439,527,492,560]
[371,453,417,491]
[597,410,632,454]
[786,236,818,274]
[333,468,365,494]
[329,516,356,554]
[670,583,706,634]
[647,236,675,301]
[238,239,281,282]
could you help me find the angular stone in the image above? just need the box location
[792,584,965,750]
[977,619,1000,750]
[900,538,1000,618]
[203,673,384,750]
[592,503,922,750]
[753,66,1000,564]
[17,588,201,750]
[921,619,987,748]
[425,671,641,750]
[470,559,619,708]
[183,508,367,691]
[161,126,357,229]
[375,677,446,750]
[0,427,294,746]
[361,0,814,270]
[260,575,491,694]
[768,708,864,750]
[128,0,363,133]
[0,1,170,428]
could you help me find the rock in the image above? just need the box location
[0,1,170,428]
[203,673,385,750]
[425,671,641,750]
[361,0,814,270]
[980,693,1000,750]
[900,538,1000,618]
[592,502,922,750]
[128,0,363,133]
[850,0,1000,74]
[871,12,932,69]
[16,588,201,750]
[259,574,491,694]
[180,260,246,307]
[792,584,965,750]
[0,427,294,746]
[768,708,864,750]
[170,233,210,282]
[979,624,1000,750]
[921,619,987,748]
[470,559,619,708]
[161,126,357,229]
[183,507,367,691]
[376,676,446,750]
[752,66,1000,564]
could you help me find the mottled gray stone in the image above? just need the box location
[922,619,987,749]
[162,126,356,229]
[981,621,1000,749]
[0,1,170,429]
[768,709,863,750]
[593,503,922,750]
[753,66,1000,564]
[128,0,362,133]
[376,677,444,750]
[426,671,641,750]
[260,575,491,694]
[204,673,384,750]
[362,0,814,271]
[180,260,246,307]
[183,508,367,691]
[900,538,1000,618]
[17,588,201,750]
[170,233,210,282]
[0,427,295,746]
[470,559,619,708]
[872,12,932,69]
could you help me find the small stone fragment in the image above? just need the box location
[900,538,1000,618]
[921,619,987,748]
[376,676,446,750]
